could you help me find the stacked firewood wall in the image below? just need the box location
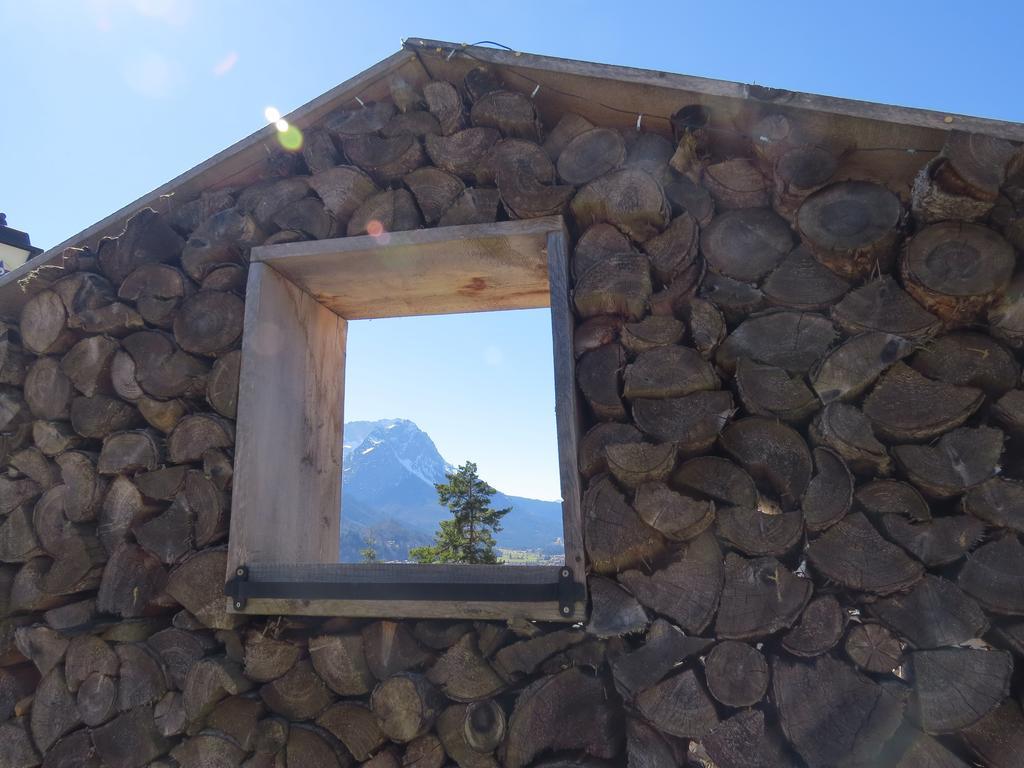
[2,65,1024,768]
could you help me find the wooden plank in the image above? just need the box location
[0,49,423,321]
[547,228,586,617]
[249,562,559,582]
[407,38,1024,141]
[237,597,567,621]
[234,563,572,622]
[226,263,347,583]
[252,218,563,319]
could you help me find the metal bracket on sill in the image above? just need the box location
[225,565,585,616]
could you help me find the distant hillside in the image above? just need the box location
[340,419,564,562]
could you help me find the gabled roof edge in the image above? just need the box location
[4,38,1023,318]
[406,38,1024,142]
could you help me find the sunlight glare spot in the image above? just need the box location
[213,51,238,76]
[264,106,281,123]
[366,220,385,238]
[277,124,304,152]
[275,118,289,132]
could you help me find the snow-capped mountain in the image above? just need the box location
[339,419,564,562]
[344,419,453,492]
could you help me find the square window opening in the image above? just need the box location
[225,218,585,621]
[341,310,565,567]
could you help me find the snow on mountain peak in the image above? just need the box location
[343,419,452,488]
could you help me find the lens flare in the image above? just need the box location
[264,106,281,123]
[366,220,385,237]
[213,51,238,76]
[275,118,289,132]
[277,125,303,152]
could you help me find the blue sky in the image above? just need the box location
[2,0,1022,498]
[345,309,558,499]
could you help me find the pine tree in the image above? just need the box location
[360,534,379,563]
[410,462,511,564]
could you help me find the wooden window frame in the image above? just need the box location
[224,216,586,622]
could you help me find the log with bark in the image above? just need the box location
[634,667,719,739]
[908,648,1012,734]
[424,128,500,181]
[844,622,902,673]
[347,189,423,236]
[609,619,710,701]
[958,534,1024,615]
[570,168,670,241]
[773,654,904,768]
[633,482,714,542]
[862,362,983,443]
[987,271,1024,348]
[584,576,648,638]
[502,668,620,768]
[603,442,676,489]
[573,256,652,321]
[702,159,769,210]
[582,474,664,574]
[762,245,849,310]
[735,357,819,423]
[371,672,444,743]
[720,417,812,509]
[642,213,700,285]
[423,80,465,136]
[893,425,1004,499]
[619,316,685,353]
[701,208,792,282]
[623,345,717,400]
[911,130,1017,224]
[810,402,893,476]
[343,134,427,186]
[308,165,379,227]
[631,390,735,454]
[618,531,722,634]
[497,163,574,220]
[832,275,941,339]
[556,128,626,185]
[704,640,768,707]
[868,574,988,649]
[781,594,845,658]
[470,91,540,141]
[699,272,764,325]
[807,512,924,595]
[716,310,837,375]
[801,446,853,531]
[961,700,1024,768]
[796,180,902,280]
[772,145,837,221]
[901,222,1015,326]
[810,331,913,404]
